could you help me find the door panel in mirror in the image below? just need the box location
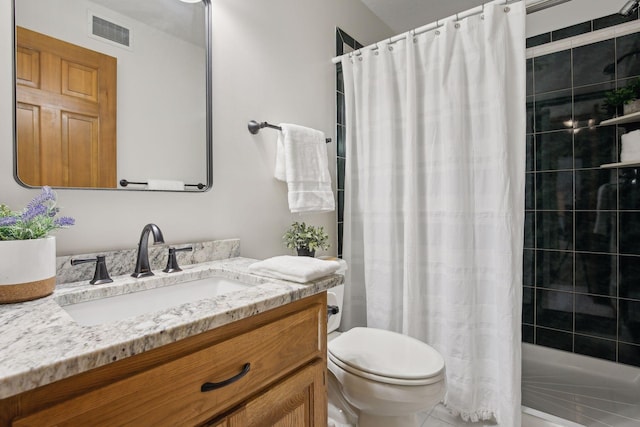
[13,0,212,192]
[16,26,117,188]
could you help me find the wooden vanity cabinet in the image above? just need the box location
[0,293,328,427]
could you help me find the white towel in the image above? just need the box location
[248,255,341,283]
[621,130,640,162]
[275,123,335,213]
[146,179,185,191]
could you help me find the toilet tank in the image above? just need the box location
[321,257,347,334]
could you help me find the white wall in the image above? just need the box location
[526,0,633,37]
[0,0,393,257]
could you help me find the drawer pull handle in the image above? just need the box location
[200,363,251,392]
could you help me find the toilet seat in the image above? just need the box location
[328,327,445,386]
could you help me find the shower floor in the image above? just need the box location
[522,343,640,427]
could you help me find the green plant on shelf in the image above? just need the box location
[604,78,640,113]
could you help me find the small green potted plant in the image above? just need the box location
[605,78,640,116]
[283,221,329,257]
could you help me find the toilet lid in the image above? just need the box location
[328,327,445,386]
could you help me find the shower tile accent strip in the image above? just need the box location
[525,25,640,368]
[526,10,640,48]
[335,28,363,258]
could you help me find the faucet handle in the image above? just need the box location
[71,255,114,285]
[163,246,193,273]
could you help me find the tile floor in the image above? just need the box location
[419,404,573,427]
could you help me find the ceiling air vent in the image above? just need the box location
[90,14,131,48]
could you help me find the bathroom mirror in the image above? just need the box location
[12,0,212,191]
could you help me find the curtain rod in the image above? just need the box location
[331,0,570,64]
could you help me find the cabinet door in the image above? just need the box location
[231,360,327,427]
[202,407,246,427]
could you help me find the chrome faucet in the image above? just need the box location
[132,223,165,278]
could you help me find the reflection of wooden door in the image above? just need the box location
[16,26,117,188]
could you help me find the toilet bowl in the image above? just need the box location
[328,327,446,427]
[324,259,446,427]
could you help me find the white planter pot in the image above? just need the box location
[623,99,640,115]
[0,236,56,303]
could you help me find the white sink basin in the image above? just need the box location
[60,276,250,326]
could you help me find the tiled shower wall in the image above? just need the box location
[335,28,363,258]
[524,28,640,367]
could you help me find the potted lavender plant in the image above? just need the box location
[0,187,74,303]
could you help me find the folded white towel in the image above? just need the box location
[621,130,640,162]
[248,255,341,283]
[621,151,640,162]
[146,179,185,191]
[275,124,335,213]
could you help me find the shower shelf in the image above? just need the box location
[599,113,640,168]
[600,160,640,169]
[600,111,640,125]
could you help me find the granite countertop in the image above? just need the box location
[0,257,342,400]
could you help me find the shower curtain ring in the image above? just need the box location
[374,43,379,55]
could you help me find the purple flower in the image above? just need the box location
[1,186,73,239]
[54,216,75,227]
[21,203,47,222]
[0,217,17,227]
[25,186,56,212]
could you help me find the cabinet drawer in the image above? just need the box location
[13,303,323,427]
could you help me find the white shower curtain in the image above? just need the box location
[340,1,525,425]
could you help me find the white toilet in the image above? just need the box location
[326,264,446,427]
